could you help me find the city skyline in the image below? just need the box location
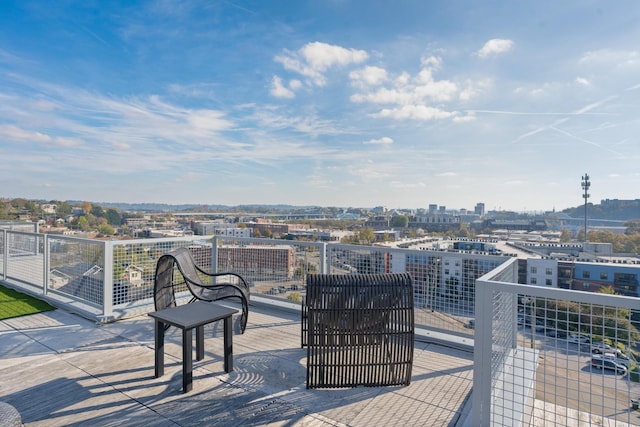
[1,1,639,212]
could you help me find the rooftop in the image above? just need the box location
[0,300,474,426]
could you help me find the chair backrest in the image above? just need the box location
[168,247,207,288]
[154,253,179,311]
[154,247,250,333]
[305,272,414,388]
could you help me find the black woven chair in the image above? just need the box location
[304,273,414,388]
[153,247,250,333]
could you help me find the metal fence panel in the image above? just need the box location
[474,261,640,426]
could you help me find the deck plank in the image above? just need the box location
[0,304,473,426]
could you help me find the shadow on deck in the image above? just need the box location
[0,301,473,426]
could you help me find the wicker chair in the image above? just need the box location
[153,247,250,333]
[304,273,414,388]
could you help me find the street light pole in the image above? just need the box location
[581,174,590,242]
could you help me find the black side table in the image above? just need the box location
[149,301,239,392]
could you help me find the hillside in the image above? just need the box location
[562,199,640,221]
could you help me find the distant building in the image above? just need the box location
[193,220,228,235]
[216,227,252,238]
[217,245,297,280]
[40,203,57,214]
[525,258,557,287]
[364,216,391,230]
[187,244,297,280]
[123,265,144,286]
[523,256,640,296]
[374,230,400,241]
[409,213,460,232]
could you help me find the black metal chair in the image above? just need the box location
[154,247,250,333]
[304,273,414,388]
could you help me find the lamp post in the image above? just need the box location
[581,174,590,242]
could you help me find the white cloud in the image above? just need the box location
[55,137,84,147]
[187,109,235,130]
[579,49,639,67]
[373,105,456,120]
[349,55,476,121]
[270,76,295,98]
[363,136,394,145]
[575,77,590,86]
[420,55,442,70]
[275,41,368,86]
[350,66,388,87]
[300,41,368,71]
[477,39,514,58]
[0,124,51,143]
[351,57,458,106]
[452,114,476,123]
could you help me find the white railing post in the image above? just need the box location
[212,236,219,274]
[102,240,114,321]
[1,229,6,281]
[43,234,49,295]
[473,279,493,426]
[320,243,327,274]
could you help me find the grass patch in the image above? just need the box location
[0,284,56,320]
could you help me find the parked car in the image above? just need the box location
[546,329,568,339]
[601,352,631,367]
[591,356,627,374]
[591,342,613,353]
[601,348,631,361]
[568,334,590,344]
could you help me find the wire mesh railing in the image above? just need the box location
[4,228,640,425]
[473,258,640,426]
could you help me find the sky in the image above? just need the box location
[1,1,639,212]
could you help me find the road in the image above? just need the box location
[520,328,640,424]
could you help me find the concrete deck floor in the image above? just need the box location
[0,302,474,426]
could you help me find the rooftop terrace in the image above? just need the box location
[2,230,640,425]
[0,300,474,426]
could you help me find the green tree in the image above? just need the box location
[559,229,572,242]
[457,222,471,238]
[81,201,92,215]
[626,220,640,235]
[77,216,90,231]
[391,215,409,228]
[359,228,376,245]
[287,292,301,303]
[105,209,122,226]
[91,206,105,217]
[97,223,115,236]
[55,201,72,216]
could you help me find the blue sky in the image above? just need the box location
[1,1,639,212]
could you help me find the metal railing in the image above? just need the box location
[473,257,640,426]
[3,229,640,425]
[1,231,506,339]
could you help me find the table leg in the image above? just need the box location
[196,325,204,361]
[154,320,165,378]
[183,328,193,393]
[223,315,233,373]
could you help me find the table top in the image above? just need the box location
[149,301,238,330]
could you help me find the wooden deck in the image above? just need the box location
[0,302,473,426]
